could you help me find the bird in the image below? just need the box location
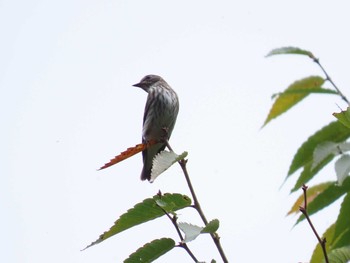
[133,75,179,181]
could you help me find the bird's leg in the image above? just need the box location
[161,127,174,152]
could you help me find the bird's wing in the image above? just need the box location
[143,89,155,125]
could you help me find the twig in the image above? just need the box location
[179,160,229,263]
[302,184,308,211]
[164,140,229,263]
[313,57,350,105]
[159,204,199,262]
[299,184,329,263]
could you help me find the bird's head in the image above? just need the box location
[133,74,163,91]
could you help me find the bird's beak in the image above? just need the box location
[132,82,142,88]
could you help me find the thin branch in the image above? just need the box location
[158,204,199,262]
[179,159,229,263]
[164,140,174,152]
[302,184,308,210]
[164,140,229,263]
[313,57,350,105]
[299,184,329,263]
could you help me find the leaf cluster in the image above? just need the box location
[265,47,350,262]
[84,192,220,262]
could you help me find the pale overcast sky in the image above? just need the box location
[1,1,350,262]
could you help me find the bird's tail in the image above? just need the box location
[141,143,166,181]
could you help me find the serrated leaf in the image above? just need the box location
[201,219,220,234]
[178,222,203,243]
[124,238,175,263]
[326,246,350,263]
[263,76,325,126]
[266,47,315,58]
[83,193,191,249]
[150,151,188,182]
[287,121,350,178]
[310,224,335,263]
[335,155,350,185]
[287,182,332,215]
[334,107,350,129]
[295,177,350,224]
[178,219,220,243]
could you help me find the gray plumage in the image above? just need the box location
[133,75,179,181]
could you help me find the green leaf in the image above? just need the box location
[124,238,175,263]
[271,88,337,99]
[332,229,350,250]
[295,177,350,224]
[201,219,220,234]
[310,224,335,263]
[287,121,350,178]
[334,193,350,242]
[334,107,350,129]
[326,246,350,263]
[83,193,191,249]
[266,46,315,59]
[263,76,325,126]
[176,151,188,161]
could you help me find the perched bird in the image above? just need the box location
[133,75,179,181]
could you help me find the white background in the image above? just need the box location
[1,1,350,262]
